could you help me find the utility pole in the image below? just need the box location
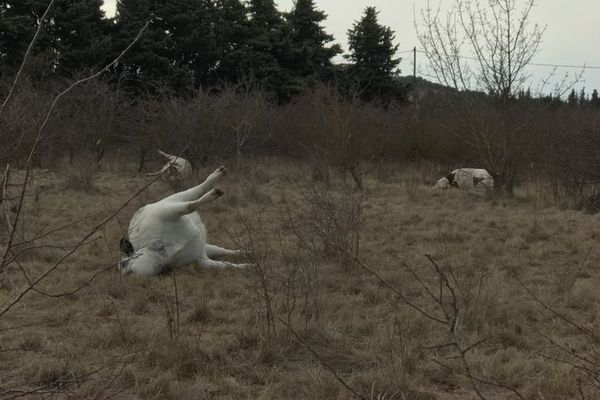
[413,46,417,81]
[412,47,419,110]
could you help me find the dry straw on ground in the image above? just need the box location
[1,157,600,399]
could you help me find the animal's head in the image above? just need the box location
[166,163,180,179]
[446,172,459,188]
[119,237,135,273]
[434,177,450,189]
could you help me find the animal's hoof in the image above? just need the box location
[208,166,227,181]
[213,188,224,197]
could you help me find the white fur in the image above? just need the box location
[434,177,451,189]
[120,166,249,276]
[434,168,494,191]
[147,149,192,184]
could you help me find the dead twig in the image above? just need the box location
[284,204,446,325]
[0,0,57,119]
[517,277,600,345]
[172,270,180,338]
[432,359,525,400]
[278,317,367,400]
[0,20,151,275]
[2,164,13,235]
[0,171,162,318]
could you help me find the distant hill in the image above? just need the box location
[395,75,454,92]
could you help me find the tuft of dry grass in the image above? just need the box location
[2,157,600,398]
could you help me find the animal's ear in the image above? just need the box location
[446,172,458,187]
[120,238,134,256]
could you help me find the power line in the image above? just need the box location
[400,48,600,70]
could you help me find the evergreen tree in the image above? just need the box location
[114,0,169,90]
[578,87,587,107]
[0,0,110,76]
[0,0,51,71]
[283,0,341,93]
[161,0,217,86]
[248,0,282,30]
[212,0,253,84]
[592,89,600,108]
[346,7,404,103]
[567,88,578,107]
[115,0,217,92]
[246,0,286,98]
[51,0,111,75]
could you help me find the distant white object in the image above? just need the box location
[434,168,494,191]
[120,166,250,276]
[147,149,192,185]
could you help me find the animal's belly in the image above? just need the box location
[171,218,207,266]
[171,241,204,266]
[129,220,206,266]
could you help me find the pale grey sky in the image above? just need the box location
[102,0,600,95]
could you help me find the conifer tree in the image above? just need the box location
[212,0,253,84]
[114,0,170,90]
[160,0,217,86]
[346,7,404,103]
[285,0,341,82]
[0,0,50,70]
[0,0,110,75]
[52,0,111,75]
[567,88,578,107]
[115,0,217,92]
[246,0,286,97]
[591,89,600,108]
[578,87,587,107]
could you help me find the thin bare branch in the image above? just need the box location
[432,358,525,399]
[278,317,367,400]
[0,21,151,277]
[0,0,57,119]
[517,278,600,345]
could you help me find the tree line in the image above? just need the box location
[0,0,406,103]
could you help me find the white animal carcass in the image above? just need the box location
[434,168,494,191]
[120,166,249,275]
[147,150,192,186]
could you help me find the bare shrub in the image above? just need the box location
[357,252,525,399]
[283,179,364,270]
[539,108,600,211]
[0,78,51,166]
[232,209,324,346]
[518,279,600,398]
[0,77,124,169]
[210,85,273,162]
[278,88,386,189]
[60,156,99,193]
[416,0,582,196]
[50,78,123,166]
[130,85,273,172]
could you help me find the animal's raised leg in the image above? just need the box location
[206,244,241,258]
[162,166,226,203]
[158,149,177,162]
[158,188,223,218]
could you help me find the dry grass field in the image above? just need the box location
[2,157,600,399]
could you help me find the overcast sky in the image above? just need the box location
[102,0,600,95]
